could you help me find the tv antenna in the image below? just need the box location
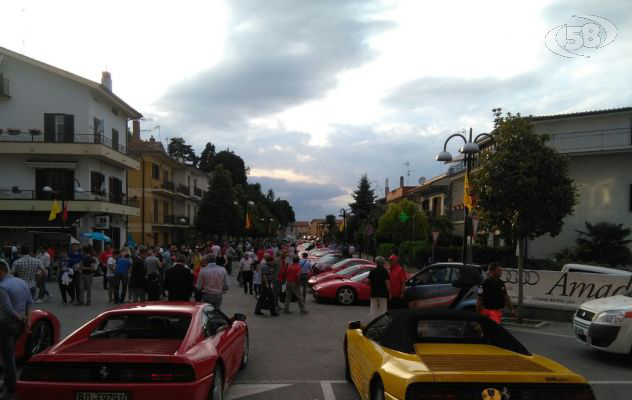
[403,161,415,185]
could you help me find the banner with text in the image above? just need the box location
[501,269,632,311]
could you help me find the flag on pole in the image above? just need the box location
[48,199,61,221]
[463,173,474,210]
[61,201,69,223]
[245,212,252,230]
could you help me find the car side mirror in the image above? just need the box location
[233,313,247,322]
[348,320,362,330]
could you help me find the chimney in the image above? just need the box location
[101,71,112,91]
[385,178,389,194]
[132,120,141,142]
[400,176,404,188]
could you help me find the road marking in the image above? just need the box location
[226,384,292,399]
[589,381,632,385]
[506,328,574,338]
[321,381,336,400]
[235,380,347,384]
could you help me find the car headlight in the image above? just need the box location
[594,309,632,323]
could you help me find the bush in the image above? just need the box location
[398,240,430,268]
[377,243,397,258]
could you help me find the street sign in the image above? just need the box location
[431,230,440,243]
[365,225,374,236]
[398,211,410,222]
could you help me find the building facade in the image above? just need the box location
[127,124,209,247]
[0,46,141,249]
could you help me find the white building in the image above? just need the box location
[528,107,632,259]
[0,46,142,249]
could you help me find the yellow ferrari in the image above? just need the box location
[344,310,595,400]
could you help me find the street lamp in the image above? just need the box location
[436,128,493,264]
[339,208,350,242]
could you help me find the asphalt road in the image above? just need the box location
[9,270,632,400]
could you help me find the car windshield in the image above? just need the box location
[416,319,484,341]
[350,271,370,282]
[331,259,354,269]
[90,313,192,340]
[337,265,360,275]
[319,255,340,264]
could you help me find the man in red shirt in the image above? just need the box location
[387,255,407,309]
[283,256,307,315]
[98,245,113,290]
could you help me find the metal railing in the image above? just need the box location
[547,127,632,154]
[0,77,9,97]
[176,184,190,196]
[0,130,127,154]
[0,190,139,207]
[161,180,175,192]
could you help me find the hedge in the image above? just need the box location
[377,243,397,258]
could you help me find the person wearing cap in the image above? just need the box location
[387,255,407,309]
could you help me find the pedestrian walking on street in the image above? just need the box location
[77,246,97,306]
[298,252,311,301]
[129,249,147,302]
[67,244,82,305]
[34,246,51,304]
[10,245,42,299]
[252,262,261,298]
[476,263,514,324]
[239,252,254,295]
[283,256,307,315]
[254,255,278,316]
[367,256,390,320]
[196,253,229,308]
[113,251,131,304]
[226,244,236,275]
[0,259,33,399]
[98,245,113,290]
[387,255,407,309]
[164,254,194,301]
[57,251,74,305]
[106,249,119,303]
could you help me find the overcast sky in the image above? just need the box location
[1,0,630,220]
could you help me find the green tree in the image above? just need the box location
[349,175,376,221]
[471,108,578,322]
[167,137,199,166]
[377,199,428,245]
[213,150,249,185]
[198,142,216,172]
[195,165,241,238]
[324,214,338,242]
[575,222,632,267]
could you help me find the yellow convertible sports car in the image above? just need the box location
[344,310,595,400]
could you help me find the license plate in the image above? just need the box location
[76,392,129,400]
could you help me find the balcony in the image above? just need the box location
[193,187,203,198]
[0,76,9,99]
[0,130,138,169]
[176,184,190,197]
[175,215,192,226]
[163,214,175,225]
[161,180,175,192]
[0,190,139,216]
[547,128,632,155]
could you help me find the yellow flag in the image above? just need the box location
[464,173,473,210]
[48,199,61,221]
[245,212,252,230]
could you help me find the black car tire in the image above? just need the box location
[25,319,53,359]
[239,333,249,370]
[337,287,356,305]
[209,365,224,400]
[371,377,385,400]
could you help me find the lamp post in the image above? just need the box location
[436,128,493,265]
[338,208,350,242]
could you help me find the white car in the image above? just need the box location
[573,289,632,354]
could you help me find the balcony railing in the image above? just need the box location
[547,128,632,154]
[0,76,9,98]
[175,215,190,225]
[0,130,127,154]
[193,187,203,198]
[163,214,175,224]
[176,184,190,196]
[0,190,139,207]
[161,180,175,192]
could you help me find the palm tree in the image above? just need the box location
[575,222,632,268]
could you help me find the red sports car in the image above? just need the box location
[313,270,372,305]
[308,263,375,288]
[15,309,61,362]
[17,302,248,400]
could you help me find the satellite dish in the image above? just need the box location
[418,176,426,185]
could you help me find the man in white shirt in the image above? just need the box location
[196,253,228,309]
[239,253,254,295]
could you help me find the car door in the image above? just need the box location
[405,266,461,309]
[204,307,243,382]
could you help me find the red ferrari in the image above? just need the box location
[17,302,248,400]
[313,270,372,305]
[308,263,375,288]
[15,309,61,361]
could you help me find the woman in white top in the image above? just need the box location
[106,249,119,303]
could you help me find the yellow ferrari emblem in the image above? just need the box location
[482,388,502,400]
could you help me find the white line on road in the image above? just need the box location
[506,328,574,338]
[235,380,348,384]
[589,381,632,385]
[321,381,337,400]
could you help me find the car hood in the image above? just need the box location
[413,344,586,383]
[314,278,350,290]
[578,295,632,313]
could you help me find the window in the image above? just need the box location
[91,171,105,194]
[55,115,65,142]
[89,314,191,340]
[109,177,123,203]
[112,129,119,150]
[35,169,74,200]
[411,267,453,285]
[416,320,483,340]
[421,199,430,211]
[152,163,160,180]
[111,107,118,116]
[153,199,159,223]
[44,114,74,143]
[365,314,394,342]
[203,308,229,336]
[93,117,104,136]
[432,197,441,217]
[163,169,169,182]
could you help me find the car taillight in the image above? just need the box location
[625,311,632,319]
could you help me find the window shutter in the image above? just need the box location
[64,115,74,143]
[44,114,55,141]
